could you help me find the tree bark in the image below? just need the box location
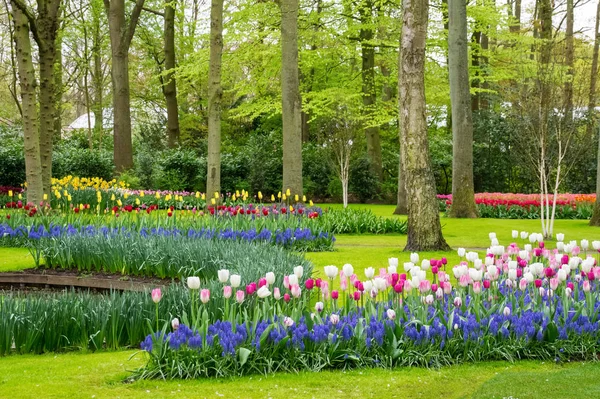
[399,0,450,250]
[10,3,43,205]
[564,0,574,122]
[164,0,179,148]
[360,0,383,182]
[92,0,104,137]
[206,0,223,197]
[280,0,303,196]
[448,0,478,218]
[589,0,600,226]
[104,0,145,172]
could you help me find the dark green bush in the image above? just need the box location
[156,149,205,192]
[0,127,26,186]
[52,147,113,181]
[349,156,379,203]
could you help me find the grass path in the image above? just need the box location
[0,350,598,398]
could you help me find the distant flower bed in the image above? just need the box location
[134,232,600,378]
[439,193,596,219]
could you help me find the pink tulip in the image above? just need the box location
[436,287,444,299]
[519,278,528,291]
[151,288,162,304]
[258,278,267,288]
[353,291,361,301]
[483,280,490,289]
[283,316,294,327]
[315,278,322,288]
[572,246,580,256]
[305,278,315,290]
[459,275,470,288]
[223,285,232,299]
[171,318,180,330]
[393,283,403,293]
[273,287,281,300]
[567,282,574,291]
[246,283,256,296]
[340,277,348,291]
[330,314,340,325]
[200,289,210,304]
[331,290,339,300]
[236,290,245,304]
[588,271,595,281]
[291,284,301,298]
[550,278,559,290]
[431,283,438,293]
[443,282,452,295]
[431,265,439,275]
[534,279,543,288]
[403,279,412,292]
[441,257,448,265]
[349,274,358,285]
[583,280,591,292]
[419,280,431,294]
[283,293,291,302]
[453,297,462,308]
[472,281,481,294]
[283,275,290,289]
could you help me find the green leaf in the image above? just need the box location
[238,347,251,366]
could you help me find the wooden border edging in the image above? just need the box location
[0,273,165,292]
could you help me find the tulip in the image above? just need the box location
[431,265,439,275]
[581,239,589,251]
[217,269,230,284]
[236,290,245,303]
[483,280,491,289]
[453,297,462,308]
[257,285,271,298]
[305,278,315,290]
[386,309,396,320]
[534,279,542,288]
[519,278,528,291]
[342,263,354,277]
[472,281,482,294]
[151,288,162,304]
[273,287,281,300]
[288,274,299,286]
[230,274,241,288]
[171,318,180,330]
[503,306,511,317]
[539,287,546,296]
[393,283,403,293]
[330,314,340,325]
[283,275,290,289]
[424,294,434,305]
[556,233,565,242]
[410,253,419,263]
[373,277,387,291]
[258,278,267,288]
[283,316,294,328]
[324,265,338,279]
[441,257,448,265]
[435,287,444,299]
[457,248,466,257]
[200,289,210,304]
[421,259,430,271]
[567,282,574,291]
[443,282,452,295]
[340,277,348,291]
[291,284,301,298]
[512,230,518,239]
[431,283,438,293]
[293,266,304,279]
[223,285,232,299]
[583,280,591,292]
[283,293,291,302]
[315,302,324,312]
[418,280,431,294]
[331,290,339,300]
[353,291,361,301]
[246,284,256,296]
[187,276,200,290]
[265,272,276,285]
[565,287,572,297]
[365,267,375,279]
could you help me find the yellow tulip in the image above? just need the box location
[63,190,68,196]
[214,191,220,199]
[303,195,307,202]
[286,188,291,196]
[195,192,200,198]
[18,194,22,199]
[155,192,160,199]
[67,195,71,202]
[277,192,282,199]
[282,194,287,201]
[309,200,314,206]
[117,199,122,207]
[232,194,237,201]
[124,193,129,199]
[258,191,263,200]
[236,190,240,197]
[211,198,216,205]
[140,191,145,197]
[294,195,299,202]
[201,193,206,200]
[111,194,116,201]
[290,206,294,212]
[8,190,13,197]
[43,194,48,201]
[271,194,275,202]
[79,203,84,209]
[135,198,140,205]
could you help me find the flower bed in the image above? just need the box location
[135,233,600,378]
[440,193,596,219]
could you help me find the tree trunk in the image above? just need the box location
[105,0,145,172]
[53,28,62,139]
[280,0,303,196]
[448,0,478,218]
[589,0,600,226]
[92,1,104,137]
[471,30,481,112]
[10,3,43,205]
[164,0,179,148]
[360,0,383,182]
[399,0,450,251]
[206,0,223,197]
[510,0,521,32]
[393,140,408,214]
[564,0,574,122]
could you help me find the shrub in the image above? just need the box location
[52,147,113,181]
[156,149,205,192]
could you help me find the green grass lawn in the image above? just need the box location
[0,247,37,271]
[0,350,598,398]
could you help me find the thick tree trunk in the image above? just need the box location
[448,0,478,218]
[360,0,383,182]
[280,0,303,196]
[92,3,104,137]
[105,0,145,172]
[399,0,450,251]
[510,0,521,32]
[53,30,62,139]
[471,30,481,112]
[164,0,180,148]
[10,3,43,205]
[589,0,600,226]
[206,0,223,197]
[393,139,408,214]
[39,45,56,198]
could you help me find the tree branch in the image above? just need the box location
[9,0,42,49]
[124,0,146,48]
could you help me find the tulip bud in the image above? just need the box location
[315,302,324,312]
[171,318,180,330]
[283,293,291,302]
[503,306,511,317]
[200,289,210,304]
[331,290,339,300]
[187,276,200,290]
[330,314,340,325]
[223,285,232,299]
[151,288,162,304]
[386,309,396,320]
[453,297,462,308]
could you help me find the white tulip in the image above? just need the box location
[466,251,478,262]
[288,274,299,286]
[508,269,517,281]
[217,269,230,284]
[520,231,529,239]
[557,269,567,281]
[564,243,573,254]
[469,268,483,281]
[524,272,534,283]
[491,238,499,246]
[528,234,537,243]
[293,266,304,279]
[388,258,398,268]
[187,276,200,290]
[473,259,483,270]
[485,256,494,266]
[556,242,565,252]
[582,258,594,273]
[489,232,497,240]
[581,239,589,250]
[519,250,529,261]
[524,244,533,252]
[315,302,324,312]
[409,266,421,277]
[457,248,466,257]
[537,233,544,242]
[324,265,338,279]
[508,260,518,270]
[257,286,271,299]
[363,280,373,293]
[410,253,419,264]
[421,259,430,271]
[503,306,511,317]
[388,264,397,274]
[512,230,519,239]
[425,295,434,305]
[230,274,241,288]
[487,265,499,280]
[556,233,565,242]
[491,245,505,256]
[403,262,414,272]
[265,272,276,285]
[365,267,375,279]
[373,277,387,291]
[593,241,600,250]
[342,263,354,277]
[386,309,396,320]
